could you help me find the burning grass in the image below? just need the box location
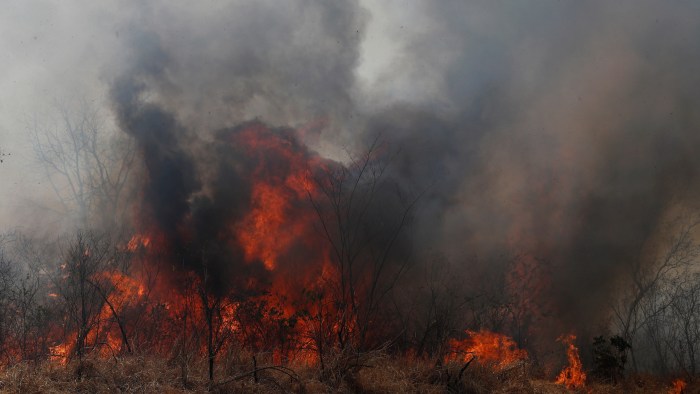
[445,330,528,371]
[2,123,698,393]
[0,353,695,394]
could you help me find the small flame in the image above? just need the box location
[445,330,528,370]
[49,344,68,363]
[49,338,75,365]
[127,234,151,252]
[555,333,586,390]
[669,378,687,394]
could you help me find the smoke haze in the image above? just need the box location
[2,0,700,352]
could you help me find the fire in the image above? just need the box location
[223,123,340,362]
[47,270,149,362]
[445,330,528,370]
[49,341,74,364]
[236,182,307,270]
[96,271,146,301]
[126,234,151,252]
[232,124,321,271]
[669,378,687,394]
[556,333,586,390]
[36,122,397,368]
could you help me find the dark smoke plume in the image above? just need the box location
[107,0,700,347]
[365,1,700,336]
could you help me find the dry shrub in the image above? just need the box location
[351,354,430,394]
[0,356,205,393]
[0,354,697,393]
[429,358,536,394]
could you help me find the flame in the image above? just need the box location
[555,333,586,390]
[48,270,149,361]
[233,125,319,271]
[225,123,337,363]
[669,378,687,394]
[126,234,151,252]
[44,123,354,366]
[445,330,528,370]
[49,340,74,364]
[236,182,305,270]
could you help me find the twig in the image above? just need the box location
[458,356,475,382]
[211,365,301,389]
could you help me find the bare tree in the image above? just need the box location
[11,265,50,362]
[396,254,471,359]
[50,230,128,364]
[0,233,56,363]
[195,248,237,384]
[612,217,700,372]
[0,248,16,363]
[307,139,419,356]
[29,98,136,228]
[668,273,700,375]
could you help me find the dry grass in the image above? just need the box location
[0,354,697,393]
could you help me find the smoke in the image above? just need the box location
[107,1,369,294]
[361,0,700,334]
[109,0,367,137]
[4,0,699,347]
[114,0,700,326]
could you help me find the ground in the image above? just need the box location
[0,355,696,393]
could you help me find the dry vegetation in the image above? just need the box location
[0,354,696,394]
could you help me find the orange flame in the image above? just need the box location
[126,234,151,252]
[445,330,528,370]
[669,378,687,394]
[49,340,74,364]
[48,270,149,362]
[555,333,586,390]
[236,182,304,270]
[232,126,320,272]
[44,124,355,366]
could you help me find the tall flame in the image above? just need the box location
[555,333,586,390]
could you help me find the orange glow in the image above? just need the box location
[126,234,151,252]
[48,123,356,366]
[445,330,528,370]
[50,344,67,360]
[669,378,687,394]
[49,340,73,364]
[232,125,320,271]
[236,182,302,270]
[48,270,149,362]
[555,333,586,390]
[223,123,338,363]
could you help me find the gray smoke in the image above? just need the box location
[107,0,368,294]
[363,0,700,336]
[7,0,697,351]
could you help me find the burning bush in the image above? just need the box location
[445,330,528,370]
